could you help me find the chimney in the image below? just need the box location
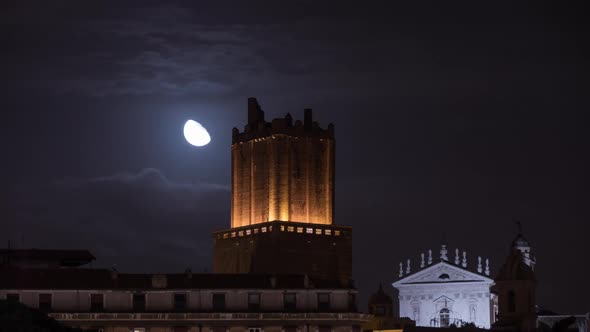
[304,108,312,130]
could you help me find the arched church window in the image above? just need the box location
[508,290,516,313]
[412,305,420,322]
[438,273,450,280]
[440,308,450,327]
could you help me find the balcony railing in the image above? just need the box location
[213,220,351,240]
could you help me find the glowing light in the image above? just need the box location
[183,120,211,147]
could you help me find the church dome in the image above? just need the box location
[369,284,393,305]
[368,283,394,317]
[512,233,530,248]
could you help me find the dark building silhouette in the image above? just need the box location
[368,284,394,318]
[213,98,352,281]
[0,249,95,268]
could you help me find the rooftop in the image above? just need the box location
[0,267,355,290]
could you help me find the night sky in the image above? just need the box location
[1,1,588,314]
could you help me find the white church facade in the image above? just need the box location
[393,245,497,329]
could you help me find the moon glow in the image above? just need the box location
[183,120,211,147]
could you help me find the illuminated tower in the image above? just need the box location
[213,98,351,281]
[231,97,335,227]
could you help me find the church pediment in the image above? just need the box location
[393,262,493,286]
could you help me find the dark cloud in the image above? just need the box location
[5,168,229,272]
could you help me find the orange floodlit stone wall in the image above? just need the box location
[230,98,335,228]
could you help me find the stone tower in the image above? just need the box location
[213,98,352,281]
[492,230,537,332]
[230,97,335,227]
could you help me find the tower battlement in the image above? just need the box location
[231,97,334,144]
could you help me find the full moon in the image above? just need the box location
[183,120,211,147]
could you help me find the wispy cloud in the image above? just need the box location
[5,168,230,272]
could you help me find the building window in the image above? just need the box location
[284,293,296,311]
[412,304,420,322]
[212,293,226,311]
[6,293,19,302]
[317,293,331,311]
[38,293,52,312]
[508,290,516,313]
[348,293,357,312]
[319,326,331,332]
[284,326,297,332]
[469,303,477,322]
[174,293,187,311]
[133,293,146,312]
[248,328,262,332]
[439,308,450,327]
[248,293,261,311]
[90,293,104,312]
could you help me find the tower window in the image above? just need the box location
[439,308,450,327]
[375,306,386,315]
[508,290,516,313]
